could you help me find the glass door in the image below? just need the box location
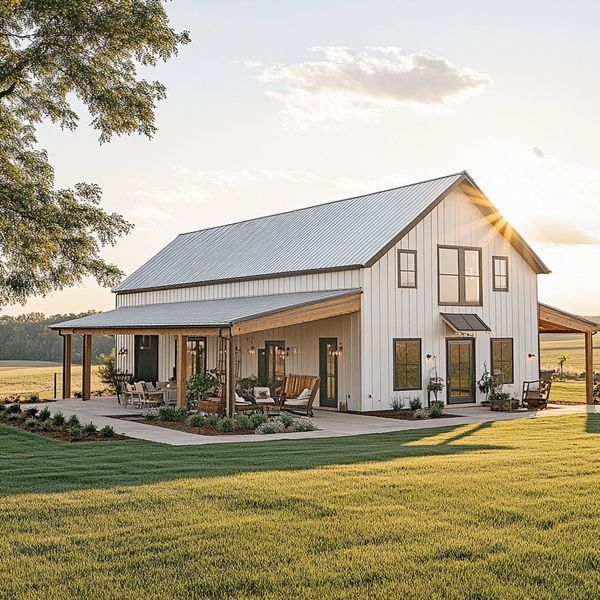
[186,337,207,379]
[319,338,338,408]
[446,338,475,404]
[264,341,285,392]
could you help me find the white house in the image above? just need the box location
[53,171,557,411]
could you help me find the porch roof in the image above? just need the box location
[538,303,600,334]
[50,289,361,336]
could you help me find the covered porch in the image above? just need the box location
[539,303,599,405]
[51,290,361,415]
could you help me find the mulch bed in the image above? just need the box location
[117,415,256,436]
[0,419,128,442]
[346,409,463,420]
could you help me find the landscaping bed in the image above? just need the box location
[348,409,461,420]
[0,404,124,442]
[118,415,256,436]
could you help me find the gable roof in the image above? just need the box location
[115,171,549,293]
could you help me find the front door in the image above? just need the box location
[319,338,338,408]
[264,341,285,392]
[134,335,159,382]
[446,338,476,404]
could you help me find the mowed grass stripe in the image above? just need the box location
[0,415,599,598]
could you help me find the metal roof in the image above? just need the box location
[114,171,549,293]
[441,313,491,333]
[50,290,360,330]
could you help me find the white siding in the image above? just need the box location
[116,270,362,308]
[361,188,539,410]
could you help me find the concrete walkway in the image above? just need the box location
[19,397,599,446]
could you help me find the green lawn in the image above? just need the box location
[1,415,599,598]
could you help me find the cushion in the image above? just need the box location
[253,387,271,398]
[284,398,309,407]
[297,387,311,400]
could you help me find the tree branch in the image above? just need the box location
[0,81,16,100]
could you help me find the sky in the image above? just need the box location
[4,0,600,316]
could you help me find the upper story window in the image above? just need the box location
[438,245,482,306]
[397,249,417,288]
[493,256,509,291]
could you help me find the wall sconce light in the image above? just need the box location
[528,353,536,359]
[426,354,432,360]
[329,345,343,357]
[248,345,256,355]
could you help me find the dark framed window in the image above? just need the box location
[493,256,509,291]
[398,249,417,288]
[438,245,482,306]
[186,337,207,380]
[491,338,514,384]
[393,338,422,390]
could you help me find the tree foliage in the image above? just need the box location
[0,1,190,305]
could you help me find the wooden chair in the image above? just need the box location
[278,375,320,417]
[522,380,552,409]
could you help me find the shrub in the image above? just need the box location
[51,411,65,426]
[141,408,159,420]
[278,414,294,428]
[158,406,188,422]
[256,420,286,435]
[217,417,233,432]
[206,414,220,427]
[290,417,317,432]
[7,413,22,422]
[0,403,5,413]
[28,393,40,403]
[187,413,205,427]
[390,397,404,412]
[68,424,82,437]
[233,413,252,431]
[6,403,22,414]
[24,407,38,418]
[250,413,268,429]
[409,397,422,412]
[100,425,115,437]
[67,415,80,428]
[429,400,444,418]
[413,408,428,420]
[186,371,219,403]
[84,422,98,434]
[38,407,51,421]
[25,417,37,428]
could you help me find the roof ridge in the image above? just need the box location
[176,171,466,238]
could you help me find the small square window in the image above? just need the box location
[398,250,417,289]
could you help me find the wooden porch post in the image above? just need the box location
[585,331,594,405]
[62,333,72,399]
[82,334,92,401]
[176,334,188,407]
[226,335,235,417]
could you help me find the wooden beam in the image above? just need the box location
[82,334,92,401]
[57,327,225,337]
[62,334,71,399]
[585,332,594,405]
[176,334,188,407]
[226,336,235,417]
[231,294,361,336]
[539,304,599,334]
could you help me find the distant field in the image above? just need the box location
[540,335,600,373]
[0,363,103,400]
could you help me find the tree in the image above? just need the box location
[0,1,190,305]
[557,354,568,380]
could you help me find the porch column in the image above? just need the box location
[176,334,188,407]
[585,331,594,405]
[82,334,92,401]
[226,335,235,417]
[62,333,72,399]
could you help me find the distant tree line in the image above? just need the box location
[0,313,113,364]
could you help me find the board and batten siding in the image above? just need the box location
[115,270,362,308]
[360,188,539,410]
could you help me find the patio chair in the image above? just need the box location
[122,383,136,408]
[278,375,320,417]
[522,379,552,410]
[134,382,162,409]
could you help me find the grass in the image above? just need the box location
[540,336,600,373]
[0,363,103,400]
[551,380,590,403]
[1,414,599,598]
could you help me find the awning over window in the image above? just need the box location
[441,313,491,333]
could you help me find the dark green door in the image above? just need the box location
[134,335,159,382]
[319,338,338,408]
[446,338,475,404]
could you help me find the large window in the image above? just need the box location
[393,338,422,390]
[397,249,417,288]
[438,246,482,305]
[493,256,509,291]
[491,338,514,384]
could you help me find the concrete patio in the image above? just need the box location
[19,396,600,446]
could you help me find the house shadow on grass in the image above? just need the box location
[0,421,507,497]
[586,410,600,433]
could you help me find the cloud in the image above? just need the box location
[245,46,491,125]
[525,218,600,246]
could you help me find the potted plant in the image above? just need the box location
[427,376,444,405]
[186,371,219,405]
[477,366,494,406]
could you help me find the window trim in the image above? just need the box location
[397,249,417,289]
[490,337,514,384]
[492,256,509,292]
[392,338,422,391]
[437,245,483,307]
